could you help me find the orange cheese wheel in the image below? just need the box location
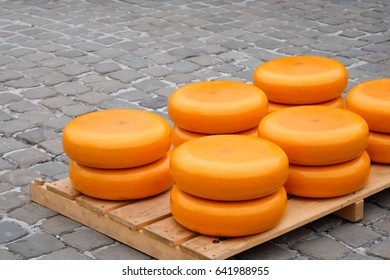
[69,153,173,200]
[170,185,287,237]
[366,131,390,164]
[62,109,171,169]
[346,78,390,133]
[258,106,369,166]
[253,56,348,104]
[285,151,370,198]
[170,135,289,201]
[171,125,259,149]
[168,80,268,134]
[268,96,345,114]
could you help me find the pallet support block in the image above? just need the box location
[30,164,390,260]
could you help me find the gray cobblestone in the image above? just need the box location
[329,223,382,248]
[0,191,30,211]
[367,239,390,259]
[92,243,152,260]
[40,96,75,109]
[9,203,57,225]
[17,128,58,145]
[54,82,90,96]
[38,247,92,260]
[0,221,28,243]
[62,228,115,252]
[0,120,34,136]
[5,148,52,168]
[41,215,82,236]
[236,242,298,260]
[32,161,68,179]
[294,236,350,260]
[22,87,56,99]
[7,233,65,259]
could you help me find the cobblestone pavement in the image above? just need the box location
[1,0,390,260]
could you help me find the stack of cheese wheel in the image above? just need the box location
[253,56,348,113]
[168,80,268,149]
[170,134,289,237]
[62,109,173,200]
[258,106,370,198]
[346,78,390,164]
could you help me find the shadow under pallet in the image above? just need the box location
[30,163,390,260]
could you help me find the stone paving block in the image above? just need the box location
[8,100,41,113]
[168,47,203,59]
[0,70,24,82]
[75,91,113,105]
[32,161,68,179]
[117,90,150,101]
[360,202,388,225]
[236,242,298,260]
[54,82,90,96]
[0,119,35,136]
[293,236,350,260]
[0,221,29,243]
[114,54,152,69]
[133,78,168,92]
[273,227,317,247]
[22,87,56,99]
[60,104,96,117]
[139,96,168,110]
[72,42,106,52]
[141,66,174,77]
[342,251,381,260]
[5,77,41,88]
[98,99,141,110]
[0,190,30,211]
[7,233,65,259]
[9,203,57,225]
[0,92,21,105]
[168,61,201,73]
[108,69,145,83]
[329,223,382,248]
[61,228,115,252]
[40,96,75,109]
[367,189,390,210]
[38,57,72,68]
[39,247,92,260]
[0,182,12,193]
[92,243,152,260]
[91,79,126,94]
[17,128,58,145]
[59,63,91,76]
[0,110,13,121]
[0,249,19,260]
[305,215,343,232]
[372,214,390,235]
[0,158,16,171]
[38,116,73,131]
[19,110,57,124]
[36,71,72,86]
[0,167,40,187]
[5,148,51,168]
[367,238,390,259]
[41,215,82,236]
[93,62,122,74]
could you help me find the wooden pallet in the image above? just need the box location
[30,163,390,260]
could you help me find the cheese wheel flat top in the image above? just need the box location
[62,109,171,169]
[168,80,268,133]
[170,186,287,237]
[346,78,390,133]
[171,135,289,201]
[253,56,348,104]
[367,131,390,164]
[285,152,371,198]
[69,153,173,200]
[258,106,369,165]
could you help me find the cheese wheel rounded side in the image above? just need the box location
[366,131,390,164]
[69,153,173,200]
[171,125,259,149]
[253,56,348,104]
[62,109,171,169]
[346,78,390,133]
[168,80,268,134]
[170,186,287,237]
[285,151,370,198]
[258,106,369,165]
[170,135,289,201]
[268,96,345,114]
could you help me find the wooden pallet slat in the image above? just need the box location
[29,164,390,260]
[143,216,199,246]
[107,190,171,230]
